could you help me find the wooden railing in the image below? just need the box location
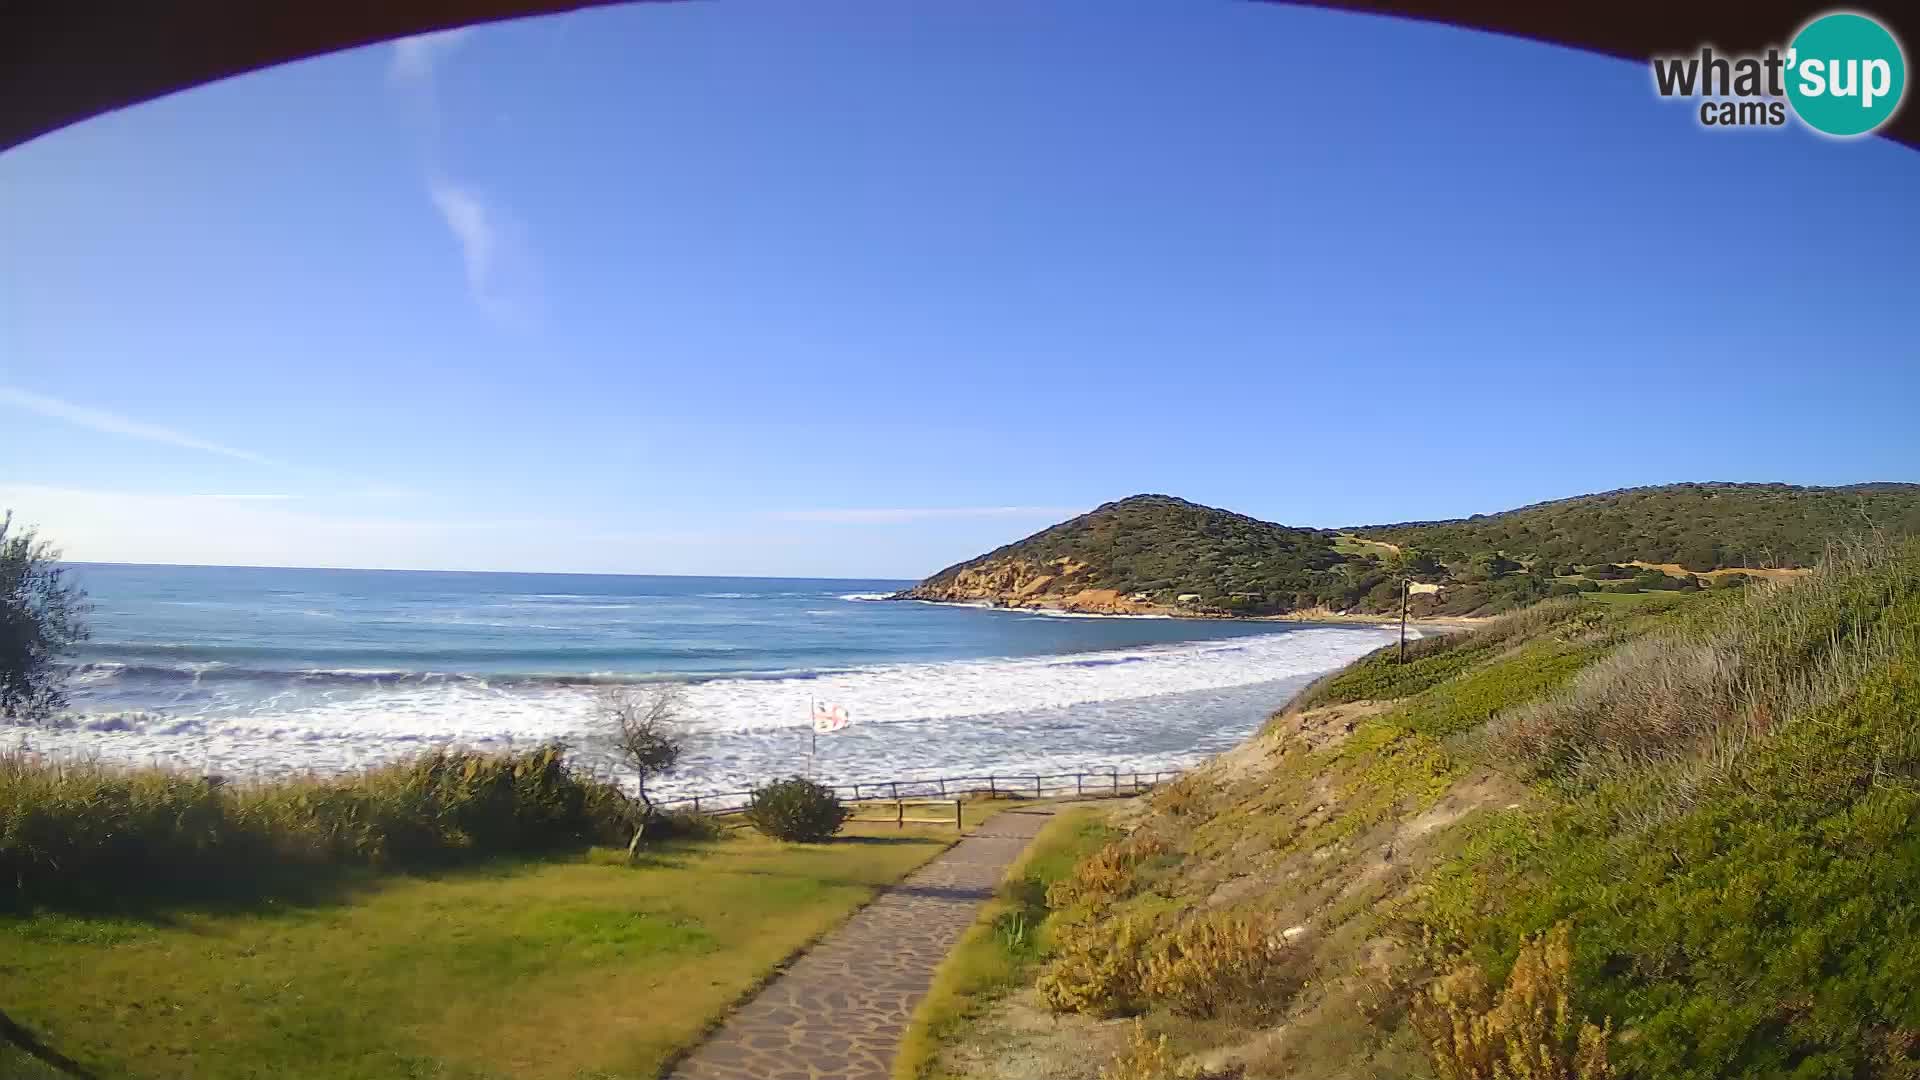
[654,767,1183,820]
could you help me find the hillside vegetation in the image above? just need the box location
[1358,481,1920,571]
[923,536,1920,1079]
[901,484,1920,619]
[902,495,1346,614]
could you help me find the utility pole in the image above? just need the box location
[1398,576,1409,664]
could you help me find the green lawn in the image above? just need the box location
[2,808,1005,1080]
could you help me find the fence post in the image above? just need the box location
[1112,770,1119,796]
[1034,775,1042,799]
[937,777,947,796]
[891,781,900,800]
[989,776,997,797]
[1076,773,1084,797]
[954,799,963,831]
[853,783,861,801]
[897,799,905,829]
[692,796,700,815]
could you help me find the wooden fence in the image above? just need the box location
[654,767,1184,822]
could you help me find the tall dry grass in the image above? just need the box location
[0,744,632,908]
[1490,536,1918,823]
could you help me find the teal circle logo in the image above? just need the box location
[1786,12,1907,136]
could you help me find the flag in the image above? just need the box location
[812,701,850,733]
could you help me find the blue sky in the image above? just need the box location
[3,0,1917,577]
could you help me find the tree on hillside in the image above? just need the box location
[597,685,688,860]
[1399,549,1445,579]
[1,513,90,722]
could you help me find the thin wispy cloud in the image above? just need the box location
[429,179,497,301]
[427,177,539,326]
[0,386,286,467]
[1,387,423,499]
[389,28,474,84]
[389,28,540,327]
[764,506,1085,524]
[2,486,296,504]
[0,484,529,570]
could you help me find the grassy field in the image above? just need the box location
[893,808,1119,1080]
[2,806,1006,1080]
[1330,533,1400,559]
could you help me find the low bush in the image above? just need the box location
[1041,908,1305,1022]
[1141,910,1301,1020]
[1409,923,1612,1080]
[1036,913,1152,1016]
[1149,775,1212,818]
[1044,831,1165,912]
[1100,1021,1180,1080]
[742,777,849,842]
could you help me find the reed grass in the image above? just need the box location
[0,743,634,909]
[1490,536,1920,822]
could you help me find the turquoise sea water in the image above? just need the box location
[15,563,1398,792]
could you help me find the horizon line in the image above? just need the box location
[58,559,916,582]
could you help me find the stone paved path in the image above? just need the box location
[668,807,1059,1080]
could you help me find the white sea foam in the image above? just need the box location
[838,592,894,602]
[13,626,1399,793]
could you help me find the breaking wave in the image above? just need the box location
[17,626,1399,792]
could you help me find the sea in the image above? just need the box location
[12,563,1403,797]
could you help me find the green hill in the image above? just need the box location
[911,537,1920,1080]
[899,494,1349,615]
[1356,481,1920,571]
[902,484,1920,620]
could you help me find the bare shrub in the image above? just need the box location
[596,685,688,859]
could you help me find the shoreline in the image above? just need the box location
[883,593,1483,630]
